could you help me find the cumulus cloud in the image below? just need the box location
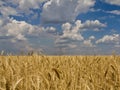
[96,34,120,44]
[0,5,17,17]
[55,19,105,49]
[0,0,58,54]
[0,16,57,53]
[0,0,47,16]
[1,0,115,55]
[81,20,106,31]
[55,20,84,49]
[83,36,96,47]
[41,0,95,23]
[3,19,40,41]
[1,18,56,40]
[18,0,44,11]
[45,27,56,34]
[0,18,40,52]
[61,20,84,41]
[83,40,93,47]
[104,0,120,5]
[94,34,120,54]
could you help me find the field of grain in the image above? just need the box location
[0,55,120,90]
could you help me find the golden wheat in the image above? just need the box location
[0,55,120,90]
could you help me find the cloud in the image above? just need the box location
[0,0,47,17]
[45,27,56,34]
[0,17,40,52]
[96,34,120,44]
[41,0,95,23]
[90,8,101,12]
[83,40,93,47]
[61,20,84,41]
[89,36,95,40]
[18,0,43,10]
[55,20,84,49]
[81,20,106,31]
[0,17,57,40]
[95,34,120,54]
[0,7,106,54]
[55,19,105,49]
[1,0,116,55]
[106,10,120,15]
[0,17,57,53]
[104,0,120,5]
[83,36,96,47]
[0,38,44,54]
[0,5,18,17]
[3,19,40,41]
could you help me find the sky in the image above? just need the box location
[0,0,120,55]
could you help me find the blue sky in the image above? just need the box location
[0,0,120,55]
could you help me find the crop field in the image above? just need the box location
[0,55,120,90]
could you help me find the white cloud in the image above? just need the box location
[82,20,106,31]
[61,20,84,41]
[106,10,120,15]
[4,19,39,41]
[41,0,95,23]
[96,34,120,44]
[104,0,120,5]
[83,40,93,47]
[0,17,57,53]
[19,0,40,9]
[1,0,115,55]
[89,36,95,40]
[0,0,47,16]
[18,0,47,13]
[95,34,120,54]
[0,5,18,16]
[55,20,84,49]
[0,11,106,53]
[45,27,56,33]
[90,8,101,12]
[61,20,84,40]
[55,19,106,49]
[83,36,96,47]
[1,18,57,42]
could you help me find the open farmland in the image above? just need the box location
[0,55,120,90]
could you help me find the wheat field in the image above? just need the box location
[0,55,120,90]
